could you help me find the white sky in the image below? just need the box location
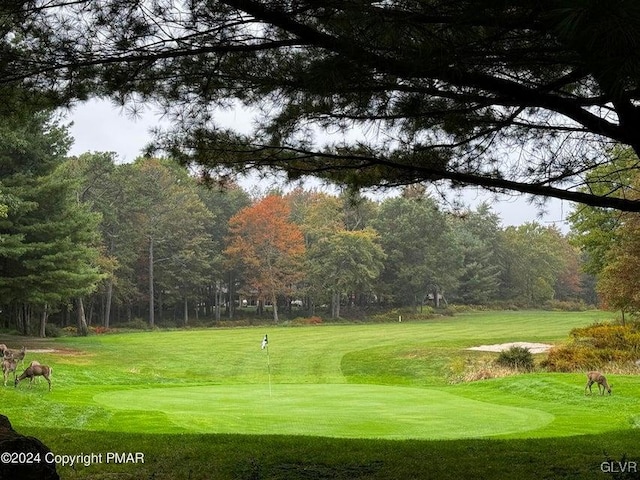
[66,99,571,231]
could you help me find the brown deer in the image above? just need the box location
[1,346,26,366]
[14,364,52,391]
[585,371,612,395]
[1,358,17,386]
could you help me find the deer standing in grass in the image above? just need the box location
[0,345,25,366]
[585,371,611,395]
[14,364,52,391]
[2,358,17,386]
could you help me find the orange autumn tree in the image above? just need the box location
[225,194,305,323]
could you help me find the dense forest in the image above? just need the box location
[1,109,606,336]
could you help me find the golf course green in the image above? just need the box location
[93,384,555,438]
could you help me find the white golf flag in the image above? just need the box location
[261,334,268,349]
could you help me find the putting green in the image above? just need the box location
[94,384,554,439]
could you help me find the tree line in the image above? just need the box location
[0,110,595,334]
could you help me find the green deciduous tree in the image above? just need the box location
[197,182,251,321]
[498,224,568,306]
[290,189,344,312]
[597,219,640,322]
[568,147,637,276]
[307,228,385,319]
[595,173,640,320]
[61,152,128,328]
[372,194,460,309]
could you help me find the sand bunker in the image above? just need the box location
[467,342,553,354]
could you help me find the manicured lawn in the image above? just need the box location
[2,309,638,479]
[91,383,554,438]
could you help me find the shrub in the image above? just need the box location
[292,316,323,325]
[543,321,640,372]
[541,344,603,372]
[445,304,490,314]
[495,346,535,371]
[44,324,62,338]
[111,318,150,330]
[544,300,589,311]
[91,326,111,335]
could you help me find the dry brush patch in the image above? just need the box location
[448,356,518,383]
[542,321,640,373]
[450,342,550,384]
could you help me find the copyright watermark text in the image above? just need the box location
[1,451,145,467]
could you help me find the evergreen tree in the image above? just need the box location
[8,1,640,211]
[196,181,251,321]
[0,111,103,335]
[124,158,214,327]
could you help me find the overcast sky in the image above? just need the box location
[66,99,571,232]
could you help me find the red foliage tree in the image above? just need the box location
[225,195,305,322]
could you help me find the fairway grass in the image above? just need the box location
[2,309,639,479]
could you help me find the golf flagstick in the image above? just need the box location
[261,334,271,397]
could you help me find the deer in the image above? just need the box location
[14,363,52,391]
[28,360,41,384]
[2,357,17,386]
[585,371,612,395]
[1,346,26,366]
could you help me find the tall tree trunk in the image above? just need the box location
[148,237,155,327]
[16,304,24,335]
[271,293,279,324]
[87,298,95,326]
[39,304,49,338]
[215,280,222,322]
[76,297,88,336]
[22,304,31,336]
[183,296,189,326]
[227,271,235,320]
[104,277,113,328]
[331,291,341,319]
